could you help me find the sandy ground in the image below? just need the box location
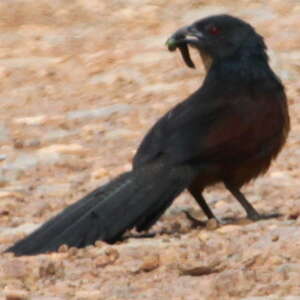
[0,0,300,299]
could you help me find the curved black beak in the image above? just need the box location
[166,25,204,69]
[166,25,204,52]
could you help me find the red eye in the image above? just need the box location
[208,25,221,35]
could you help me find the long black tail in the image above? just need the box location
[6,162,197,256]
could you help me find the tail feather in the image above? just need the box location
[6,172,132,255]
[6,162,196,256]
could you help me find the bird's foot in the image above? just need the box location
[183,210,206,227]
[247,212,282,221]
[183,210,220,229]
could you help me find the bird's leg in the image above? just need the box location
[224,182,281,220]
[190,192,216,219]
[185,187,218,227]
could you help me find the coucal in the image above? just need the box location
[7,14,290,256]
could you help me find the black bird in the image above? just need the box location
[7,14,290,256]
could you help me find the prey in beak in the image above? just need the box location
[166,25,212,71]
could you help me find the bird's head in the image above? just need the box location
[166,14,266,70]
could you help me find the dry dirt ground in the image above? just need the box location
[0,0,300,299]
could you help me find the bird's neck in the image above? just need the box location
[208,51,274,84]
[200,49,284,99]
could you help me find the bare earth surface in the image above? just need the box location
[0,0,300,299]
